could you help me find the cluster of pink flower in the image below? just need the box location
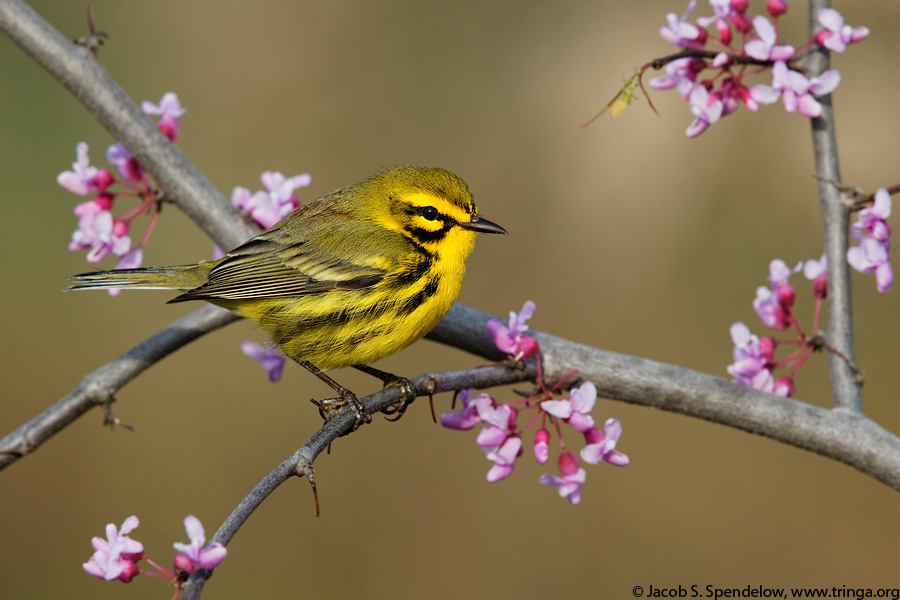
[727,258,826,397]
[847,188,893,293]
[649,1,868,137]
[728,186,894,397]
[442,302,629,504]
[83,515,225,598]
[59,93,187,291]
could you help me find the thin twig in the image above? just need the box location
[814,175,900,211]
[180,364,538,599]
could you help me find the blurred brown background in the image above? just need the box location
[2,1,899,598]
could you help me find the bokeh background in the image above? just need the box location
[2,1,899,598]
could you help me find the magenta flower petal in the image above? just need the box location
[173,515,227,574]
[580,418,629,466]
[231,171,308,229]
[487,301,539,359]
[58,142,99,195]
[440,389,484,430]
[539,468,587,504]
[749,83,780,105]
[809,70,840,96]
[660,0,701,48]
[803,255,827,280]
[485,436,522,482]
[745,16,794,61]
[241,341,286,382]
[568,412,595,433]
[533,428,550,464]
[477,425,510,448]
[540,399,572,419]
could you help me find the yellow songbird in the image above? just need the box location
[68,166,506,425]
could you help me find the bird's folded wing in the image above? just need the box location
[169,236,387,303]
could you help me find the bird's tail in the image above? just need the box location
[66,262,217,295]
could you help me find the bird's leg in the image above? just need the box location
[353,364,416,421]
[300,361,371,431]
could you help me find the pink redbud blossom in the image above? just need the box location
[440,389,484,430]
[115,248,144,270]
[750,61,840,118]
[766,0,788,18]
[232,171,310,229]
[241,341,286,382]
[848,189,893,292]
[106,142,145,183]
[142,92,187,142]
[74,198,106,218]
[69,210,132,263]
[58,142,111,195]
[730,12,753,34]
[848,237,893,293]
[852,188,892,244]
[697,0,731,27]
[776,282,795,309]
[477,425,511,448]
[541,381,597,433]
[648,57,704,99]
[261,171,311,206]
[533,428,550,464]
[685,85,723,138]
[803,255,827,281]
[581,418,630,466]
[83,516,144,583]
[172,515,227,574]
[475,396,516,431]
[744,16,795,61]
[476,398,517,448]
[804,255,828,299]
[753,286,789,330]
[558,451,579,476]
[773,375,795,397]
[539,452,587,505]
[485,435,522,482]
[727,322,775,392]
[768,258,802,286]
[815,9,869,53]
[660,1,703,48]
[487,300,539,360]
[715,19,733,45]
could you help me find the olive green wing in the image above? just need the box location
[168,228,392,304]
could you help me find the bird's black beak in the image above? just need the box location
[459,215,507,235]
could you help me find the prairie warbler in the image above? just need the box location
[68,166,506,425]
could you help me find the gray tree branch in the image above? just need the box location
[0,306,238,469]
[806,0,862,412]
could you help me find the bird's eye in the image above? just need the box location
[422,206,439,221]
